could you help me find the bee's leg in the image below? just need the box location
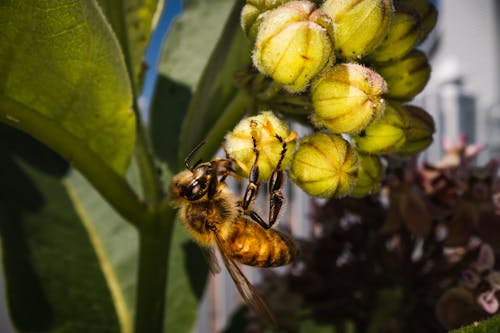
[264,133,288,229]
[243,130,296,229]
[242,136,260,213]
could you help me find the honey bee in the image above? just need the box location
[169,134,298,323]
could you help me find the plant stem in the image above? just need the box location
[134,122,163,202]
[105,0,163,203]
[196,90,252,164]
[134,204,176,333]
[0,96,150,227]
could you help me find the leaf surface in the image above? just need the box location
[97,0,165,90]
[0,0,135,175]
[0,125,122,333]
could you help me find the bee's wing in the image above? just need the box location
[212,232,276,325]
[200,246,221,274]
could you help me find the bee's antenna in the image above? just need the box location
[185,140,206,170]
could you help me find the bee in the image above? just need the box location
[169,133,298,323]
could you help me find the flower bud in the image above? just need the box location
[350,153,384,197]
[321,0,393,59]
[311,63,387,134]
[395,105,435,156]
[225,111,296,180]
[436,287,484,330]
[241,0,290,42]
[398,0,438,43]
[253,1,335,93]
[290,132,359,197]
[375,49,431,101]
[367,4,421,63]
[477,290,499,314]
[353,101,410,154]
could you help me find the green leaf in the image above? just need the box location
[0,125,122,333]
[96,0,165,90]
[164,221,209,333]
[64,170,140,333]
[151,0,251,169]
[0,0,135,176]
[450,315,500,333]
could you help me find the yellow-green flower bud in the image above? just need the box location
[225,111,296,180]
[321,0,393,59]
[395,105,435,156]
[290,132,359,197]
[375,49,430,101]
[353,101,410,154]
[253,1,335,93]
[311,63,387,134]
[367,4,420,63]
[241,0,290,42]
[398,0,437,43]
[351,153,384,197]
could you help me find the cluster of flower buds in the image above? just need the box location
[227,0,437,198]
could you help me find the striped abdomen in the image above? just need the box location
[220,217,298,267]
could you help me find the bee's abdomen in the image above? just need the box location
[223,218,298,267]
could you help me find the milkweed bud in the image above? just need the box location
[241,0,290,42]
[436,287,483,330]
[225,111,296,180]
[375,49,431,101]
[395,105,435,156]
[290,132,359,197]
[398,0,437,43]
[351,153,384,197]
[367,4,420,63]
[353,101,410,154]
[253,1,335,92]
[311,63,387,134]
[321,0,393,59]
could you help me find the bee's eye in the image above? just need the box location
[191,180,202,195]
[181,177,208,200]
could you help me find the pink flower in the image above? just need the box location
[477,290,499,314]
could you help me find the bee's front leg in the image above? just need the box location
[242,134,288,230]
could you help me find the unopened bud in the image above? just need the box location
[395,105,435,156]
[398,0,437,43]
[253,1,335,92]
[375,49,431,101]
[367,4,420,63]
[290,132,359,197]
[351,153,384,197]
[321,0,393,59]
[436,287,483,330]
[311,63,387,134]
[353,101,410,154]
[225,111,296,180]
[241,0,290,42]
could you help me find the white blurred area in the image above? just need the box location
[416,0,500,164]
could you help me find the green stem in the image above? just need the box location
[134,122,163,202]
[134,204,176,333]
[195,90,252,164]
[256,80,283,101]
[106,0,163,203]
[0,95,150,226]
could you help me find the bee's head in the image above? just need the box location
[170,164,213,202]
